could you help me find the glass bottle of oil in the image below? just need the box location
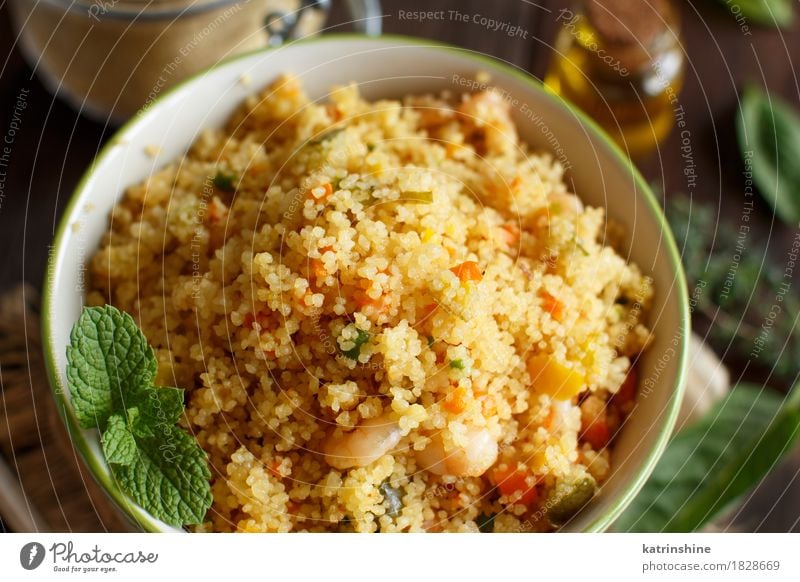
[545,0,685,158]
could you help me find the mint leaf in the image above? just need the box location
[112,425,212,526]
[101,414,138,466]
[66,305,211,526]
[129,387,185,437]
[66,306,156,429]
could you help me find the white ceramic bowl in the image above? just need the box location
[43,35,690,532]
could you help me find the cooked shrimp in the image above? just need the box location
[322,414,402,470]
[416,427,498,477]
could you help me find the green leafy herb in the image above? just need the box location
[617,384,800,532]
[212,171,236,193]
[449,359,465,370]
[341,327,370,360]
[66,305,156,429]
[309,126,345,145]
[718,0,794,28]
[379,479,403,518]
[398,191,434,204]
[737,86,800,224]
[667,196,800,380]
[66,305,212,526]
[427,336,435,347]
[101,414,137,465]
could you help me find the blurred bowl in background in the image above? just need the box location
[9,0,381,122]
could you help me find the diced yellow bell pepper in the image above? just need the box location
[527,354,586,401]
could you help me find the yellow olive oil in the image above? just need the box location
[545,1,685,158]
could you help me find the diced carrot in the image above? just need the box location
[326,103,341,121]
[492,466,538,506]
[307,182,334,201]
[354,289,388,314]
[268,457,284,477]
[614,367,638,405]
[499,222,520,246]
[244,310,272,330]
[581,414,610,449]
[309,259,327,280]
[542,406,556,430]
[450,261,483,283]
[444,385,470,414]
[539,292,564,320]
[527,354,585,401]
[208,198,228,224]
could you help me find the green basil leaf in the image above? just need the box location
[616,384,800,532]
[737,86,800,225]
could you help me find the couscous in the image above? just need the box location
[87,75,653,532]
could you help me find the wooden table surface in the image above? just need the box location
[0,0,799,532]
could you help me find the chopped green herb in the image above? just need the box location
[476,512,497,533]
[427,336,435,347]
[399,191,434,204]
[66,305,212,526]
[309,126,345,145]
[341,327,370,360]
[212,171,236,193]
[379,479,403,518]
[573,238,590,256]
[449,359,465,370]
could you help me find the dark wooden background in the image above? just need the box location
[0,0,799,531]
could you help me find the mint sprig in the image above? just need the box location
[66,305,212,526]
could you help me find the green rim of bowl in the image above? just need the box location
[42,33,690,533]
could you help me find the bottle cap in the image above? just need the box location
[584,0,675,72]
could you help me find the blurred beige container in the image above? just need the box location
[9,0,380,122]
